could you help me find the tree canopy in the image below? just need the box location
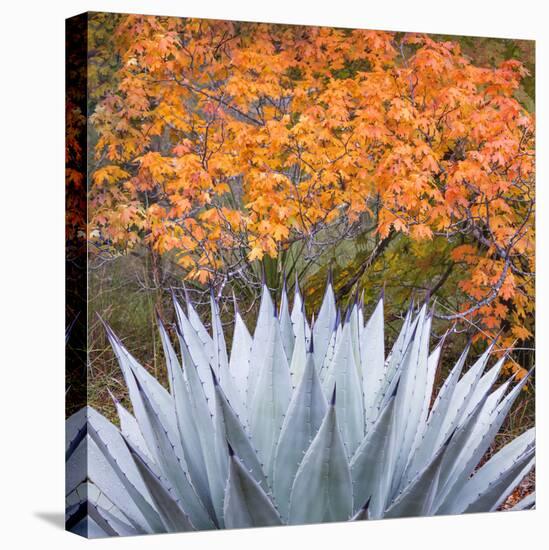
[86,14,534,371]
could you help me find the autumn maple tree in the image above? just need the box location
[87,15,535,365]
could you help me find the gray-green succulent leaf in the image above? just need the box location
[66,280,535,536]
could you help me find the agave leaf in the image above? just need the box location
[350,500,370,521]
[250,318,292,482]
[88,503,140,537]
[210,291,229,372]
[229,302,253,404]
[433,386,503,512]
[358,297,365,333]
[210,295,247,425]
[114,400,153,462]
[288,395,353,524]
[248,284,275,405]
[157,319,214,519]
[377,306,418,413]
[435,372,532,512]
[211,371,269,493]
[65,406,88,461]
[66,482,88,511]
[464,455,534,514]
[223,448,282,529]
[103,324,174,463]
[107,325,174,417]
[121,347,187,473]
[65,500,89,535]
[218,360,246,426]
[177,290,215,368]
[66,481,93,508]
[86,518,110,538]
[87,281,536,533]
[449,428,535,514]
[103,320,192,482]
[66,481,129,538]
[174,304,217,414]
[324,321,365,458]
[436,342,496,442]
[384,437,449,518]
[131,374,216,529]
[66,433,88,496]
[273,350,328,520]
[210,379,230,528]
[433,388,494,503]
[349,301,362,372]
[176,331,227,524]
[65,407,87,451]
[383,304,415,381]
[313,280,337,370]
[350,397,396,518]
[411,336,445,448]
[291,279,310,341]
[459,354,506,422]
[87,413,164,533]
[391,306,430,492]
[404,340,470,480]
[319,316,339,384]
[66,505,89,537]
[289,312,308,386]
[68,507,108,539]
[127,440,196,532]
[119,431,188,514]
[361,297,385,428]
[279,280,295,362]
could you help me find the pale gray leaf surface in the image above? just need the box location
[88,503,141,537]
[463,455,534,514]
[177,331,225,523]
[350,398,396,518]
[210,292,229,374]
[115,401,153,462]
[178,293,215,367]
[128,440,196,532]
[156,321,213,517]
[385,437,448,518]
[362,297,385,427]
[66,406,87,459]
[273,351,327,520]
[250,319,292,482]
[435,373,531,512]
[405,341,470,479]
[289,400,353,524]
[331,321,365,458]
[313,281,337,370]
[223,450,282,529]
[248,284,275,405]
[229,309,253,404]
[87,412,163,533]
[289,312,307,386]
[132,377,215,529]
[212,374,269,493]
[174,306,216,414]
[450,428,535,514]
[279,282,295,363]
[391,306,429,492]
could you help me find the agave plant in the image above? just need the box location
[66,279,535,537]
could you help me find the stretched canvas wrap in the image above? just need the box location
[65,11,536,538]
